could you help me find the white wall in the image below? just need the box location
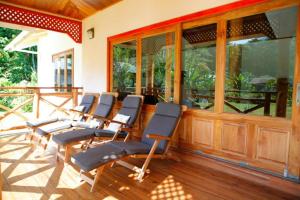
[81,0,238,92]
[37,31,82,87]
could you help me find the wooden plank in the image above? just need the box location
[136,37,142,95]
[1,134,300,199]
[214,20,226,113]
[289,4,300,177]
[174,23,182,104]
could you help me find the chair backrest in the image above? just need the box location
[117,95,143,127]
[93,93,116,118]
[79,95,96,113]
[141,102,181,152]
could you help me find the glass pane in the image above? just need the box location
[142,32,175,104]
[67,54,72,88]
[54,58,59,88]
[112,40,136,100]
[224,6,298,119]
[59,56,65,87]
[181,24,217,110]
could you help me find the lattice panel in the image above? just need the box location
[0,3,82,43]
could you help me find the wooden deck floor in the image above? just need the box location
[1,134,300,200]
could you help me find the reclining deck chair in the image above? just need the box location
[71,102,185,192]
[26,94,96,150]
[52,95,144,162]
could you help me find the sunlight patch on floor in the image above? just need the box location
[150,175,193,200]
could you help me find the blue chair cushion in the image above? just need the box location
[52,128,96,145]
[71,143,127,172]
[36,121,72,136]
[110,141,163,154]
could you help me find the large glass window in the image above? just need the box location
[224,7,297,119]
[112,40,136,100]
[181,24,217,110]
[141,32,175,104]
[52,49,73,92]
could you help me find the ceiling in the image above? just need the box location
[1,0,122,20]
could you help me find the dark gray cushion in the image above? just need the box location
[141,103,181,151]
[80,95,95,113]
[155,102,181,118]
[94,129,127,138]
[110,141,163,154]
[71,143,127,172]
[36,121,72,136]
[122,96,141,109]
[94,94,115,117]
[26,117,58,128]
[52,128,96,145]
[118,96,141,127]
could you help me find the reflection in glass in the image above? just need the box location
[181,24,217,110]
[112,41,136,100]
[141,33,175,104]
[224,6,297,119]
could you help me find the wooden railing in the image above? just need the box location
[0,87,83,131]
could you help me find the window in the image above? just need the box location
[52,49,74,91]
[112,40,136,100]
[224,7,297,119]
[181,23,217,110]
[141,32,175,104]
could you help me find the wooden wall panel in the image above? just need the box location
[221,122,247,155]
[256,128,290,165]
[192,119,213,147]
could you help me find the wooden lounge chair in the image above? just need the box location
[26,94,96,150]
[71,102,185,192]
[52,95,144,162]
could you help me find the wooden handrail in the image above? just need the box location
[0,86,83,131]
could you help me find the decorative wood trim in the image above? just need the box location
[0,3,82,43]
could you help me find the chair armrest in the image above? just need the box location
[121,127,139,132]
[84,113,94,118]
[146,134,171,141]
[110,120,128,126]
[69,108,84,114]
[92,115,110,121]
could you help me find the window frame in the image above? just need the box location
[107,0,300,120]
[52,48,74,90]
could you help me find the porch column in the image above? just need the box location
[165,32,173,102]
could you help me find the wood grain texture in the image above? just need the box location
[1,134,300,199]
[221,122,247,155]
[1,0,122,20]
[192,119,213,147]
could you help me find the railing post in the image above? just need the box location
[72,88,78,107]
[33,88,40,119]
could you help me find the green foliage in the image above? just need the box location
[183,46,215,92]
[113,45,136,92]
[0,27,37,112]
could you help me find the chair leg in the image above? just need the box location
[90,165,105,192]
[43,135,51,150]
[137,140,159,182]
[56,145,60,162]
[64,145,72,163]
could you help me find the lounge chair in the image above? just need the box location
[26,94,96,150]
[71,102,185,192]
[52,95,144,162]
